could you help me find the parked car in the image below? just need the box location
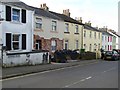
[103,51,119,61]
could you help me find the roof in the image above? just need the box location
[50,11,84,25]
[2,1,62,20]
[110,32,120,38]
[101,31,113,36]
[84,24,101,32]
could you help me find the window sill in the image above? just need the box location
[35,29,44,32]
[64,32,70,34]
[9,21,23,25]
[50,31,58,33]
[74,33,79,35]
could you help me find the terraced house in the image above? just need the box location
[50,9,84,50]
[32,4,64,53]
[82,22,102,52]
[0,2,34,52]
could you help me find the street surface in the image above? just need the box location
[2,60,118,88]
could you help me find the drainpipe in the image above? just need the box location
[81,25,84,49]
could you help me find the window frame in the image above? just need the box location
[52,21,57,31]
[12,34,21,50]
[12,8,20,22]
[65,23,69,33]
[75,25,79,34]
[35,17,42,29]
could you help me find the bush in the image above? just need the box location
[80,52,96,60]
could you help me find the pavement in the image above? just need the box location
[2,60,99,79]
[2,60,118,88]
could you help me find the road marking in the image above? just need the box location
[2,61,98,81]
[102,67,116,73]
[64,76,92,88]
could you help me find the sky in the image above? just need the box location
[20,0,119,32]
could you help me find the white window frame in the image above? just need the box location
[75,40,79,49]
[65,23,69,32]
[51,40,57,51]
[12,8,20,22]
[75,25,79,33]
[12,34,21,50]
[35,17,42,29]
[65,40,69,50]
[52,21,57,31]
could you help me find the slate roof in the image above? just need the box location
[50,11,84,25]
[84,24,101,32]
[101,31,113,36]
[2,1,62,20]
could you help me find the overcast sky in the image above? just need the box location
[20,0,119,32]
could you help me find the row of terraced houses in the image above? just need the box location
[0,1,119,66]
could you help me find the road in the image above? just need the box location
[2,60,118,88]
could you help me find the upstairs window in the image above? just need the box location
[52,21,57,31]
[90,31,92,38]
[84,30,86,37]
[36,18,42,29]
[94,32,96,39]
[75,25,79,33]
[12,9,20,22]
[65,23,69,32]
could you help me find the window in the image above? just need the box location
[65,23,69,32]
[98,43,100,50]
[52,21,57,31]
[75,40,79,49]
[98,33,100,39]
[89,44,92,51]
[75,25,79,33]
[51,40,57,51]
[94,32,96,39]
[108,36,109,42]
[94,43,97,51]
[35,40,42,50]
[36,18,42,29]
[90,31,92,38]
[84,44,86,49]
[84,30,86,37]
[12,8,20,22]
[65,40,69,50]
[102,36,104,41]
[6,33,26,50]
[108,45,109,51]
[12,34,20,50]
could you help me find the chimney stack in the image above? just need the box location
[85,21,91,26]
[40,3,49,11]
[63,9,71,17]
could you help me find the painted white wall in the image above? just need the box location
[3,51,49,67]
[1,4,34,52]
[34,16,64,40]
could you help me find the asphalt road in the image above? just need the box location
[2,60,118,88]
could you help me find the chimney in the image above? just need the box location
[63,9,70,17]
[78,17,82,23]
[85,21,91,26]
[40,3,49,11]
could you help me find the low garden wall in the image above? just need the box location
[2,50,49,67]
